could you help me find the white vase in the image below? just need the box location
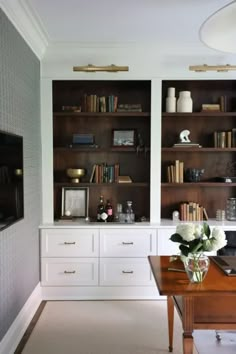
[177,91,193,113]
[166,87,176,113]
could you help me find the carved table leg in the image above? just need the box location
[183,333,194,354]
[182,296,194,354]
[167,295,174,352]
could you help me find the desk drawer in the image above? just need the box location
[41,258,98,286]
[99,258,154,286]
[41,229,99,257]
[100,229,156,257]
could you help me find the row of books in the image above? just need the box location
[82,94,118,113]
[213,129,236,148]
[90,163,120,183]
[167,160,184,183]
[179,202,208,221]
[201,96,227,112]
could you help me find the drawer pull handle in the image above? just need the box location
[64,270,76,274]
[122,242,134,245]
[63,242,76,245]
[122,270,134,274]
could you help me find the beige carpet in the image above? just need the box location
[21,300,198,354]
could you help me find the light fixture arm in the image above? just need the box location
[73,64,129,72]
[189,64,236,72]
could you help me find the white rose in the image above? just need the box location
[210,228,227,251]
[194,224,202,238]
[176,224,195,242]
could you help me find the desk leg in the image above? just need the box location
[167,295,174,352]
[182,296,194,354]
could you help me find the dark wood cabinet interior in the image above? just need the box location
[53,80,151,221]
[161,80,236,219]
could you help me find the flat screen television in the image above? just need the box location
[0,130,24,230]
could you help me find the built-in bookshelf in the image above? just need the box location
[53,80,151,221]
[161,79,236,220]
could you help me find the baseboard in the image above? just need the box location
[0,283,42,354]
[41,285,161,300]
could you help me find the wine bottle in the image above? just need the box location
[105,199,113,222]
[97,195,105,222]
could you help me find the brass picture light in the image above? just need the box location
[189,64,236,72]
[73,64,129,72]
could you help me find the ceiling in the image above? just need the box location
[0,0,234,58]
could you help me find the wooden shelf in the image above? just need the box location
[162,148,236,152]
[161,182,236,187]
[162,112,236,117]
[54,147,138,153]
[54,112,150,117]
[54,182,149,187]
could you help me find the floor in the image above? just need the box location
[14,300,236,354]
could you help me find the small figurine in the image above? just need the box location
[180,130,191,143]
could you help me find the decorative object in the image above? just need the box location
[216,209,225,221]
[61,187,89,218]
[112,129,136,147]
[189,64,236,72]
[172,210,180,222]
[166,87,176,113]
[177,91,193,112]
[173,130,201,148]
[170,222,227,282]
[66,168,86,183]
[185,168,204,182]
[226,198,236,221]
[180,130,191,143]
[73,64,129,72]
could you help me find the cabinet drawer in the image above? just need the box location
[99,258,154,286]
[100,229,156,257]
[41,229,99,257]
[41,258,98,286]
[157,228,179,255]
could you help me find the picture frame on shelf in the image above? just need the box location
[112,129,136,147]
[61,187,89,218]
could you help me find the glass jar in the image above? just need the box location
[226,198,236,221]
[125,201,135,223]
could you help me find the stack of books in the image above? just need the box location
[179,202,208,221]
[167,160,184,183]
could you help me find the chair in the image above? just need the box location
[216,231,236,341]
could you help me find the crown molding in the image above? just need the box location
[0,0,49,59]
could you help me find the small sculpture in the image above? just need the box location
[180,130,191,143]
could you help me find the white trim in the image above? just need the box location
[41,285,160,300]
[0,0,48,59]
[0,283,42,354]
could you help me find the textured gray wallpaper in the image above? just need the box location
[0,9,41,341]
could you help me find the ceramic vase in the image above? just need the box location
[184,253,209,283]
[177,91,193,112]
[166,87,176,113]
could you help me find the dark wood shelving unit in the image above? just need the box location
[53,80,151,221]
[161,79,236,219]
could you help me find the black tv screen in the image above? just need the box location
[0,130,24,230]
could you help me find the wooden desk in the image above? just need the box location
[148,255,236,354]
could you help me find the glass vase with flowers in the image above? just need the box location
[170,222,227,283]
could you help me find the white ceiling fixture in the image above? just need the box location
[200,1,236,54]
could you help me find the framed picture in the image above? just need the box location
[61,187,89,218]
[112,129,136,147]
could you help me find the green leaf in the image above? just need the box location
[170,233,189,245]
[203,222,210,238]
[179,245,189,257]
